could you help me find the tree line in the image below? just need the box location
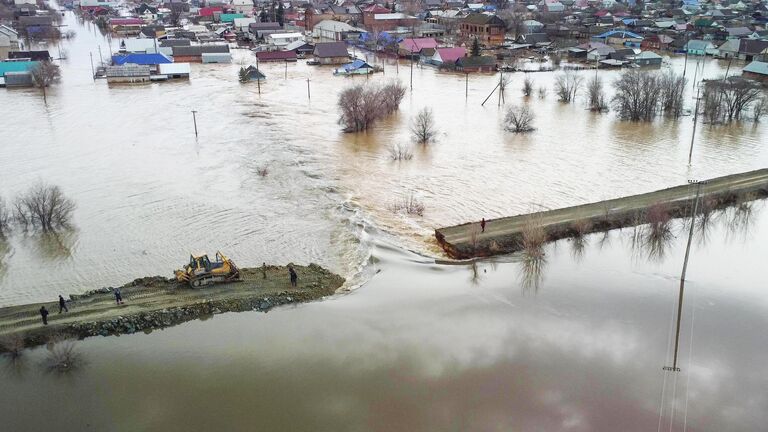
[0,184,76,238]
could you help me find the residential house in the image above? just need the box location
[630,51,663,66]
[455,55,496,72]
[460,14,505,45]
[233,17,257,32]
[158,39,191,56]
[284,40,315,55]
[111,52,172,73]
[739,39,768,61]
[313,41,349,65]
[105,65,151,83]
[725,26,752,39]
[367,13,418,32]
[684,40,716,56]
[361,4,391,28]
[109,18,144,35]
[171,44,230,62]
[0,26,19,59]
[249,22,283,40]
[157,63,191,79]
[241,65,266,81]
[219,13,245,23]
[516,33,551,48]
[742,61,768,81]
[587,45,616,61]
[121,38,159,54]
[255,50,297,62]
[17,16,54,38]
[641,34,673,50]
[202,52,231,63]
[716,39,741,59]
[232,0,253,16]
[430,47,466,66]
[267,32,304,50]
[334,59,374,75]
[398,38,438,57]
[312,20,364,42]
[0,60,38,87]
[593,30,643,47]
[522,20,544,34]
[139,24,166,38]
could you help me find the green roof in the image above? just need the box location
[0,61,38,77]
[220,13,245,23]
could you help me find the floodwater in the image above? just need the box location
[1,11,767,304]
[1,201,766,431]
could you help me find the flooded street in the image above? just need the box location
[1,12,767,303]
[2,202,766,431]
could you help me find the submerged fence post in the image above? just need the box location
[89,52,95,81]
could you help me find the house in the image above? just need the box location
[171,45,230,62]
[109,18,145,35]
[455,55,496,72]
[157,62,191,79]
[232,0,253,16]
[313,42,349,65]
[716,39,741,59]
[121,38,159,54]
[219,13,245,23]
[255,50,297,62]
[0,26,19,59]
[430,47,466,66]
[361,4,392,28]
[311,20,364,42]
[630,51,663,66]
[241,65,265,81]
[739,40,768,62]
[105,65,151,83]
[593,30,643,47]
[139,24,166,38]
[112,53,172,73]
[725,27,752,39]
[158,39,191,56]
[684,40,716,56]
[516,33,550,47]
[249,22,283,40]
[284,40,314,55]
[608,48,636,61]
[334,59,373,75]
[544,1,565,13]
[368,13,419,32]
[233,17,257,32]
[641,34,673,50]
[202,52,231,63]
[461,14,505,45]
[8,51,51,61]
[742,61,768,81]
[17,16,54,37]
[267,32,304,50]
[398,38,438,57]
[0,60,38,87]
[522,20,544,34]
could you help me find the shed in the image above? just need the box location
[158,62,191,79]
[4,71,33,87]
[630,51,663,66]
[255,50,297,62]
[742,61,768,81]
[106,65,151,83]
[334,59,373,75]
[201,52,232,63]
[455,56,496,72]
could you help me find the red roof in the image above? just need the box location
[434,47,466,63]
[199,6,223,17]
[256,50,298,61]
[363,5,391,13]
[399,38,438,52]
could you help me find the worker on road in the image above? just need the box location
[481,218,486,233]
[289,266,298,288]
[40,306,49,325]
[114,288,124,305]
[58,295,68,313]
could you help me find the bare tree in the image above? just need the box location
[587,75,608,112]
[611,70,661,121]
[337,80,407,132]
[754,97,766,122]
[410,107,437,144]
[388,143,413,161]
[549,52,562,70]
[390,193,425,216]
[0,197,10,238]
[658,71,687,118]
[702,77,763,124]
[504,105,536,133]
[13,184,76,232]
[537,87,547,99]
[30,61,61,103]
[554,70,583,103]
[522,76,534,97]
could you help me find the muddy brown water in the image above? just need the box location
[1,11,767,305]
[2,9,768,431]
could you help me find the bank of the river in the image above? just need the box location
[0,264,344,351]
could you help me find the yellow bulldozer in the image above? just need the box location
[174,251,241,288]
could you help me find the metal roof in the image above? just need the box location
[0,60,38,77]
[112,53,173,65]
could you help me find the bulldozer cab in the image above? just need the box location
[188,252,226,273]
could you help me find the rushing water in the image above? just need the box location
[1,11,767,304]
[1,202,766,431]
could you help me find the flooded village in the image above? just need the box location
[1,0,768,430]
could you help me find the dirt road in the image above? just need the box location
[0,264,344,351]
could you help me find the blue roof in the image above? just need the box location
[112,53,173,66]
[0,61,38,77]
[339,59,372,71]
[595,30,643,40]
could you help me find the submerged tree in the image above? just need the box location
[30,60,61,103]
[504,105,536,133]
[554,70,583,103]
[13,183,76,233]
[337,80,407,132]
[611,70,661,121]
[586,75,608,112]
[0,197,10,238]
[238,67,248,83]
[471,37,481,57]
[701,77,763,124]
[658,71,687,118]
[522,76,534,97]
[410,107,437,144]
[276,1,284,26]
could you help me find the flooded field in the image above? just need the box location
[0,12,766,304]
[1,201,766,431]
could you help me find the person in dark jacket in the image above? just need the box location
[481,218,486,233]
[289,266,297,287]
[58,295,68,313]
[114,288,124,305]
[40,306,49,325]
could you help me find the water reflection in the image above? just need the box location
[19,230,78,262]
[519,249,546,293]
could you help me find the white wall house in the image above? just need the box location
[267,32,304,50]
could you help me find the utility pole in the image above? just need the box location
[191,110,198,137]
[688,85,701,166]
[664,180,704,373]
[307,77,310,100]
[409,49,414,90]
[98,44,103,65]
[682,35,689,77]
[89,52,95,80]
[285,60,287,79]
[465,72,468,99]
